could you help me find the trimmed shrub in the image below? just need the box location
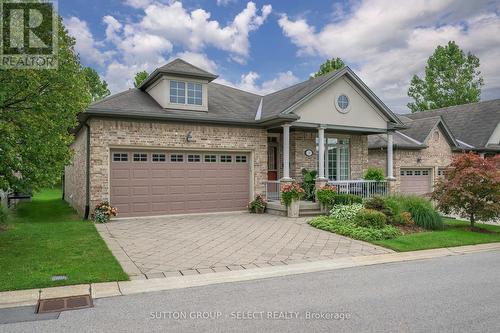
[364,167,385,181]
[354,209,387,229]
[334,194,363,205]
[329,204,363,221]
[309,216,400,241]
[364,196,393,218]
[389,195,443,230]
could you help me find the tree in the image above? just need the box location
[134,71,149,87]
[407,41,484,113]
[311,57,345,78]
[0,17,91,193]
[431,153,500,229]
[83,67,110,102]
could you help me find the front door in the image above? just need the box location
[267,136,279,180]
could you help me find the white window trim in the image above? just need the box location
[170,80,203,106]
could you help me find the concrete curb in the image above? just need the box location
[1,242,499,309]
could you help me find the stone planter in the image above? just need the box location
[287,199,300,218]
[320,202,330,214]
[255,207,265,214]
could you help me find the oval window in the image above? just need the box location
[336,94,350,113]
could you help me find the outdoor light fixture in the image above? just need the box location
[186,131,193,142]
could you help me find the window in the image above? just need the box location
[406,170,413,176]
[133,153,148,162]
[220,155,232,163]
[204,155,217,163]
[188,154,201,162]
[400,170,405,176]
[170,81,185,104]
[171,154,184,162]
[170,80,203,105]
[319,137,350,181]
[338,95,349,109]
[422,170,430,176]
[113,153,128,162]
[187,83,202,105]
[152,153,166,162]
[414,170,421,176]
[235,155,247,163]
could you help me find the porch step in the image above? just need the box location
[299,210,323,217]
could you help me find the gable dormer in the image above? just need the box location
[139,59,218,112]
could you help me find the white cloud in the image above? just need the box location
[124,0,155,9]
[137,1,271,58]
[172,51,218,73]
[217,0,237,6]
[216,70,299,95]
[278,0,500,112]
[65,17,110,65]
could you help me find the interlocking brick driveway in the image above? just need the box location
[96,213,392,280]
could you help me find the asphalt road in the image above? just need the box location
[2,250,500,333]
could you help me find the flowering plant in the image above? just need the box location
[281,182,305,206]
[92,201,118,223]
[248,194,268,213]
[329,203,363,222]
[316,184,337,206]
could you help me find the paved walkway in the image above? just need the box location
[96,213,392,280]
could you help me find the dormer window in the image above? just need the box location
[170,80,202,106]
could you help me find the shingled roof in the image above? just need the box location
[368,99,500,151]
[83,60,410,129]
[402,99,500,149]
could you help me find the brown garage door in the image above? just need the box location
[110,150,250,217]
[399,169,431,195]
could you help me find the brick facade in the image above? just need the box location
[368,127,455,192]
[288,130,368,181]
[64,126,88,216]
[78,118,267,216]
[65,120,371,217]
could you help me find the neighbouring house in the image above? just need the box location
[64,59,405,218]
[368,99,500,195]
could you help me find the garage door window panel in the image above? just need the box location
[133,153,148,162]
[220,155,232,163]
[188,154,201,162]
[113,153,128,162]
[171,154,184,162]
[152,153,166,162]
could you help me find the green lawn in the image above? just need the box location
[374,218,500,252]
[0,188,128,292]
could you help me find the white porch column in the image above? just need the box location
[387,131,395,179]
[281,124,292,181]
[317,125,327,179]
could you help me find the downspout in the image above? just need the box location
[84,122,91,219]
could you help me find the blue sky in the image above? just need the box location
[60,0,500,113]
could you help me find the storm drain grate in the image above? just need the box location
[36,295,93,314]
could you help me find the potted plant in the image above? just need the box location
[316,184,337,213]
[248,194,267,214]
[281,182,305,217]
[92,201,118,223]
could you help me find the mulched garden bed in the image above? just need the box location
[397,224,426,235]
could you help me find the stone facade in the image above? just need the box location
[81,118,267,216]
[368,127,455,193]
[64,126,88,216]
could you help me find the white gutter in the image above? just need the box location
[254,98,263,121]
[456,139,475,148]
[395,131,422,145]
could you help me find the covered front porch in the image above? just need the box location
[265,123,395,202]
